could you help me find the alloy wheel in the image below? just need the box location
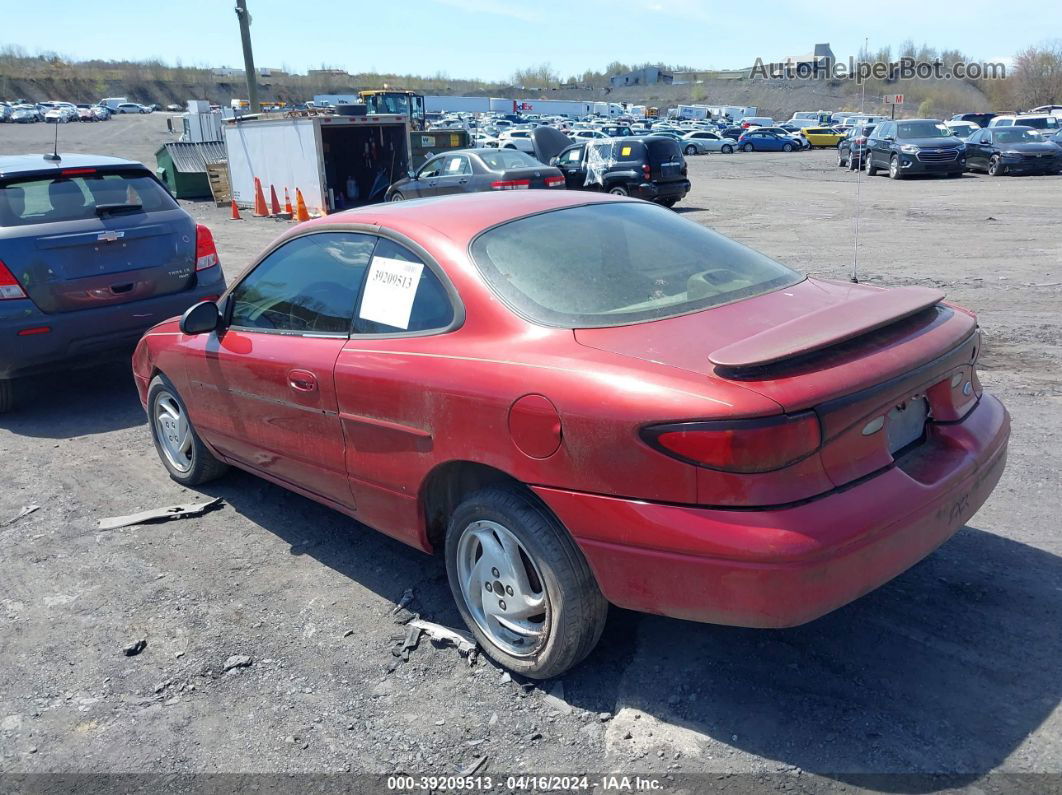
[154,391,192,473]
[455,520,549,657]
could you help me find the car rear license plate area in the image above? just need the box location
[887,396,929,455]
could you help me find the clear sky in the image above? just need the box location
[4,0,1048,81]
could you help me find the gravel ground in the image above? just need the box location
[0,115,1060,791]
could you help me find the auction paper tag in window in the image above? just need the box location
[359,256,424,329]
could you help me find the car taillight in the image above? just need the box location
[544,175,565,188]
[855,137,866,144]
[490,179,530,190]
[642,163,651,180]
[195,224,219,270]
[641,412,822,473]
[0,259,28,300]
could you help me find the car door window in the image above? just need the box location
[418,157,445,179]
[443,155,471,176]
[561,147,583,164]
[354,239,455,335]
[229,232,375,335]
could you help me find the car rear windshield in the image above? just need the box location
[0,169,177,227]
[470,203,802,328]
[477,150,539,170]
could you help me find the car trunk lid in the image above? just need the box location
[575,278,981,488]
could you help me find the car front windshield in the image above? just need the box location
[896,121,952,139]
[470,203,802,328]
[995,128,1044,144]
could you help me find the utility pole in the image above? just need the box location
[235,0,259,112]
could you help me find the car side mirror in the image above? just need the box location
[179,301,220,335]
[408,170,417,180]
[549,157,559,165]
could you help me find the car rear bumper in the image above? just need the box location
[634,180,690,202]
[533,393,1009,627]
[0,271,224,379]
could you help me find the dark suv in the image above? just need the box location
[865,119,967,179]
[837,124,877,170]
[550,137,690,207]
[0,154,225,411]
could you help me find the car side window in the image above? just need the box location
[354,239,455,335]
[418,157,445,179]
[983,132,993,145]
[229,232,375,335]
[561,147,583,163]
[443,155,471,176]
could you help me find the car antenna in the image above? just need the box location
[851,36,869,283]
[43,120,61,161]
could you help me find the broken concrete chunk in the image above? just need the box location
[4,504,40,526]
[223,654,252,672]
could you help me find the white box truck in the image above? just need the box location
[223,114,411,214]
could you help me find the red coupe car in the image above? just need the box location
[132,192,1009,678]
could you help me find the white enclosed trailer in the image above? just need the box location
[223,114,411,214]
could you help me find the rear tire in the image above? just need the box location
[742,143,754,152]
[866,152,878,176]
[0,379,15,414]
[445,486,608,679]
[389,191,405,202]
[607,185,629,196]
[659,198,678,208]
[837,150,847,167]
[147,374,228,486]
[684,144,697,155]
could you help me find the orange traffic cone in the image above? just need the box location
[229,198,242,220]
[294,188,310,223]
[283,187,294,217]
[252,177,268,217]
[269,184,281,216]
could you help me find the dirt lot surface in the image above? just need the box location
[1,115,1060,790]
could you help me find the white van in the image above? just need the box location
[98,97,127,111]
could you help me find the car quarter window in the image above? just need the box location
[228,232,375,335]
[354,238,455,335]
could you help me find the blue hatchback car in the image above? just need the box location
[0,153,226,412]
[737,129,800,152]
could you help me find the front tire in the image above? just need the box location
[445,487,608,679]
[782,143,794,152]
[987,156,1005,177]
[721,144,733,154]
[147,374,228,486]
[889,155,904,180]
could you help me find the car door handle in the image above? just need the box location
[458,179,469,184]
[288,369,318,393]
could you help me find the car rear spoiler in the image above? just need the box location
[708,286,945,370]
